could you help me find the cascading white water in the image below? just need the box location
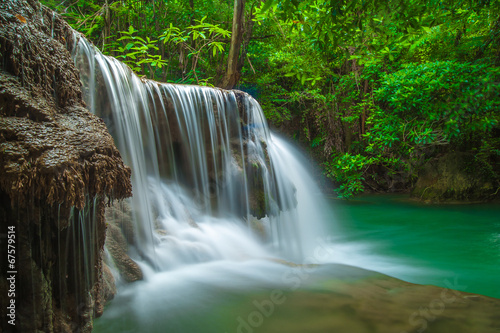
[72,34,331,267]
[71,33,344,332]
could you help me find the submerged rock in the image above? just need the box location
[241,263,500,333]
[0,0,132,332]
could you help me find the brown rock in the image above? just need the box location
[105,223,143,283]
[0,0,132,332]
[95,263,117,317]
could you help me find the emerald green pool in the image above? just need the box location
[330,194,500,299]
[94,195,500,332]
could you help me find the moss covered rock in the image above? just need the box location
[411,152,499,203]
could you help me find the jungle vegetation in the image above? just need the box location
[42,0,500,198]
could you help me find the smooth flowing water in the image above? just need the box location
[70,34,500,333]
[72,33,330,263]
[91,195,500,332]
[70,34,339,332]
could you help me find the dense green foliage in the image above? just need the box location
[42,0,237,84]
[43,0,500,198]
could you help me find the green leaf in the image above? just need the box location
[259,0,275,13]
[422,26,432,33]
[134,36,146,44]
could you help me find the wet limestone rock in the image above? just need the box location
[104,201,143,283]
[96,263,117,317]
[0,0,132,332]
[105,200,136,245]
[105,222,144,283]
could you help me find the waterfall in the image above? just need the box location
[71,34,334,331]
[72,34,330,264]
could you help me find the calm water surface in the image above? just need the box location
[330,194,500,299]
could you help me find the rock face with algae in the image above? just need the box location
[411,152,499,203]
[0,0,132,331]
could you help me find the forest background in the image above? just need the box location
[41,0,500,198]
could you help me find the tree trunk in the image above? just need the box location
[238,3,256,72]
[220,0,245,89]
[360,78,369,135]
[102,0,110,49]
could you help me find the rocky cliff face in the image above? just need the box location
[0,1,132,331]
